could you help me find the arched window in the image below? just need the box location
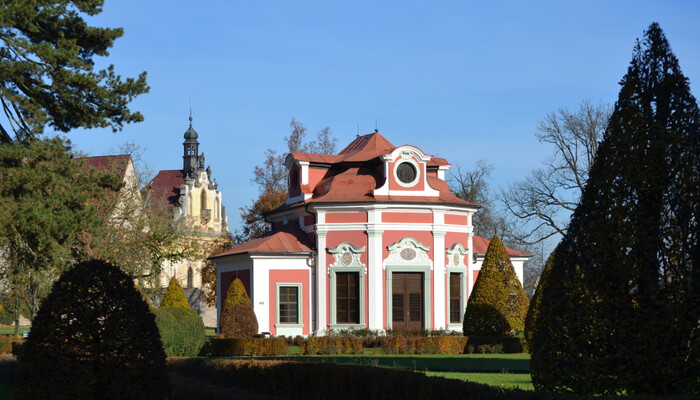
[215,198,220,220]
[200,190,207,212]
[187,267,193,288]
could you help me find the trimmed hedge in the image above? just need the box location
[160,276,190,309]
[201,337,287,356]
[380,336,468,355]
[302,337,364,355]
[220,278,258,338]
[466,336,526,354]
[154,306,206,357]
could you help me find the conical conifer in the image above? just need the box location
[531,23,700,396]
[160,276,190,309]
[220,278,259,338]
[463,235,529,336]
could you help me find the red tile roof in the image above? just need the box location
[211,223,314,258]
[80,155,132,178]
[472,235,530,257]
[144,169,185,208]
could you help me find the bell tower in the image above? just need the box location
[183,115,199,175]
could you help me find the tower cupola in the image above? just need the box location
[183,115,199,174]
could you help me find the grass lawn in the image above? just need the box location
[254,353,530,373]
[0,327,29,336]
[425,371,534,390]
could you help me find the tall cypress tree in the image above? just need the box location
[531,23,700,395]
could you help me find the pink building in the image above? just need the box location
[212,131,528,336]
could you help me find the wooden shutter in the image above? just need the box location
[449,273,461,323]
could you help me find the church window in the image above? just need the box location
[200,190,207,212]
[449,273,461,323]
[187,267,194,288]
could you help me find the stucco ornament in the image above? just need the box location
[384,237,432,269]
[328,242,366,274]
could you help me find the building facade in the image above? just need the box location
[212,131,527,335]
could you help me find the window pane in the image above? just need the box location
[336,272,359,324]
[279,286,299,324]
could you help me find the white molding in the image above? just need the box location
[328,242,367,327]
[315,227,328,335]
[393,158,421,188]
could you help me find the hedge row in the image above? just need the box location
[201,337,288,357]
[0,336,23,355]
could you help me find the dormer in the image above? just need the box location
[373,145,442,197]
[284,154,314,205]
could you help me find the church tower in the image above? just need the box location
[183,115,199,175]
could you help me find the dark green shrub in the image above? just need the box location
[465,336,525,354]
[220,278,258,338]
[463,235,529,336]
[154,306,206,357]
[160,276,190,309]
[0,336,22,355]
[524,248,557,347]
[15,259,168,400]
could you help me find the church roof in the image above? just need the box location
[80,155,132,179]
[143,169,185,208]
[211,223,314,258]
[472,235,530,257]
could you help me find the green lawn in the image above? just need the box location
[425,371,534,390]
[0,327,28,336]
[254,353,530,373]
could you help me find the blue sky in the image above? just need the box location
[67,0,700,233]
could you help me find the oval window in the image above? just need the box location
[396,162,417,184]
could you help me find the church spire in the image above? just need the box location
[183,114,199,175]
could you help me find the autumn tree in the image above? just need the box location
[237,118,336,242]
[531,24,700,395]
[0,0,148,142]
[500,100,611,244]
[200,235,234,306]
[463,235,529,336]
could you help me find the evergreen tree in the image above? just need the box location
[523,246,557,346]
[0,137,120,332]
[160,276,190,309]
[531,23,700,395]
[0,0,148,142]
[16,260,168,400]
[463,235,529,336]
[220,278,259,338]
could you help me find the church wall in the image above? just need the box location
[445,214,468,225]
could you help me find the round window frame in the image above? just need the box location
[394,159,420,188]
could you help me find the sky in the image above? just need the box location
[65,0,700,234]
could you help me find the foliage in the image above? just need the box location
[500,100,611,244]
[0,0,149,142]
[523,247,557,346]
[153,306,205,357]
[530,23,700,396]
[463,235,530,336]
[219,278,258,338]
[236,118,336,242]
[0,137,120,328]
[200,337,287,357]
[161,276,190,309]
[465,336,526,354]
[200,235,234,306]
[15,259,168,400]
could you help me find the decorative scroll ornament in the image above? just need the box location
[400,150,414,160]
[446,243,468,267]
[384,237,432,269]
[328,242,366,275]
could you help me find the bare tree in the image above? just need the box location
[237,119,336,243]
[500,100,611,243]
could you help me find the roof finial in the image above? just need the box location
[189,98,193,125]
[375,117,378,132]
[356,124,360,138]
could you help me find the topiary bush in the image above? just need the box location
[160,276,190,309]
[15,259,168,400]
[220,278,258,338]
[153,307,206,357]
[524,247,557,347]
[463,235,530,336]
